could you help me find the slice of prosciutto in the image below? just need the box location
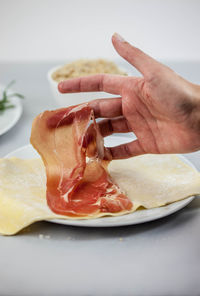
[30,104,133,217]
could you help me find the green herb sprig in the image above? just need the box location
[0,80,24,114]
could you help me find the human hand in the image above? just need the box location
[58,33,200,159]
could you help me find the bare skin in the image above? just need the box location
[58,33,200,159]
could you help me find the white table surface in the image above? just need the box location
[0,61,200,296]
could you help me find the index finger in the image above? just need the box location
[112,33,163,80]
[58,74,127,95]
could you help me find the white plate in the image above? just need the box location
[5,136,196,227]
[0,85,23,136]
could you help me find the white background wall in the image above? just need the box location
[0,0,200,62]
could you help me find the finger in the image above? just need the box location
[105,139,145,159]
[98,117,131,137]
[89,97,122,118]
[58,74,127,95]
[112,33,163,80]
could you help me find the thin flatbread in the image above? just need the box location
[0,154,199,235]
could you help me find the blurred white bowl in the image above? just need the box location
[47,65,126,107]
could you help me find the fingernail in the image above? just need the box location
[113,32,126,42]
[58,82,64,92]
[103,148,112,161]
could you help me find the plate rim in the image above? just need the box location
[0,86,23,136]
[4,139,197,227]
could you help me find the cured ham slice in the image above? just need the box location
[30,104,133,217]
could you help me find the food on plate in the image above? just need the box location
[51,59,126,83]
[30,104,133,217]
[0,103,199,235]
[0,154,200,235]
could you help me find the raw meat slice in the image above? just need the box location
[30,104,133,216]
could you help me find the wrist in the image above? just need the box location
[190,83,200,132]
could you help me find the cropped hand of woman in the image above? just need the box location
[58,33,200,159]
